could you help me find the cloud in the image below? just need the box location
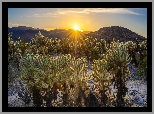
[57,8,142,15]
[27,13,58,17]
[27,8,142,18]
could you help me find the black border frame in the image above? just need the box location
[3,2,152,112]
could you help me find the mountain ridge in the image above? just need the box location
[8,26,147,42]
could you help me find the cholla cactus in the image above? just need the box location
[8,33,15,61]
[124,41,139,67]
[139,40,147,50]
[8,33,26,68]
[29,32,52,55]
[125,40,147,78]
[20,54,50,90]
[91,59,111,106]
[124,41,136,49]
[19,53,45,107]
[20,53,53,107]
[105,41,131,107]
[137,50,147,78]
[69,57,88,106]
[106,41,131,69]
[51,54,72,86]
[136,41,147,78]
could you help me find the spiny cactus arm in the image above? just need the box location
[90,71,100,82]
[104,85,112,95]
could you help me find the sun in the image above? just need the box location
[74,25,80,31]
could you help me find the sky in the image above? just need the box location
[8,8,147,38]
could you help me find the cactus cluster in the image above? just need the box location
[19,53,90,107]
[8,32,147,107]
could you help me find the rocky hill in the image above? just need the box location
[85,26,147,43]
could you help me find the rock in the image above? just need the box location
[134,96,144,105]
[137,97,144,105]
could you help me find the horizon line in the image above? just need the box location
[8,25,130,31]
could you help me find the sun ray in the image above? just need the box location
[66,28,91,58]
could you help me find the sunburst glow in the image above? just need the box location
[74,25,80,30]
